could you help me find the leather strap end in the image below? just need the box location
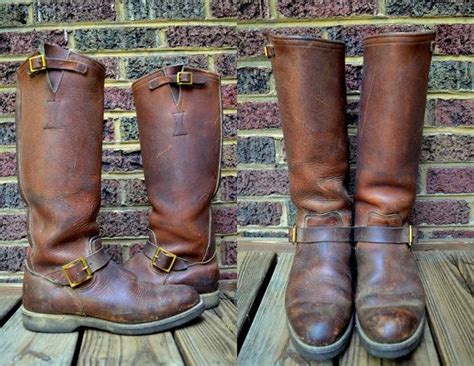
[290,226,352,243]
[354,226,417,245]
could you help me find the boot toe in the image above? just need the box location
[289,306,351,347]
[358,307,421,344]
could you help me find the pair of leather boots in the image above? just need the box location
[16,44,222,334]
[266,31,435,359]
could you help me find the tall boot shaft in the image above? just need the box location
[266,34,351,227]
[132,66,222,262]
[16,44,105,273]
[355,32,435,226]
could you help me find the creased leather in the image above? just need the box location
[17,45,200,324]
[123,65,221,295]
[354,32,435,344]
[267,34,353,347]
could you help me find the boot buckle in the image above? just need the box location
[152,247,177,273]
[408,225,414,246]
[28,54,47,74]
[289,224,297,244]
[176,71,193,85]
[62,257,93,288]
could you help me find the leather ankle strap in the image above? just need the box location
[289,226,352,244]
[148,71,208,90]
[354,225,417,245]
[27,54,88,75]
[45,247,110,287]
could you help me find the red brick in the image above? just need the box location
[102,150,143,172]
[213,206,237,234]
[222,84,237,108]
[0,214,26,240]
[214,53,237,77]
[240,0,270,19]
[101,179,121,206]
[435,24,474,55]
[278,0,376,18]
[34,0,116,23]
[215,176,237,202]
[104,244,123,264]
[166,26,237,48]
[346,65,362,92]
[222,144,237,169]
[238,169,289,196]
[104,87,134,111]
[220,240,237,265]
[0,61,21,85]
[103,118,115,142]
[238,102,280,130]
[412,200,470,225]
[0,246,26,272]
[210,0,238,18]
[0,92,16,115]
[426,168,474,194]
[223,113,237,139]
[0,152,16,177]
[238,201,282,226]
[428,99,474,127]
[123,179,148,205]
[0,30,68,55]
[429,230,474,240]
[421,134,473,162]
[98,210,149,237]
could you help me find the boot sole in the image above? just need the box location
[356,314,426,359]
[21,300,205,335]
[288,315,354,360]
[201,290,220,309]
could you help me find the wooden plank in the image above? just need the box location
[214,292,236,336]
[0,310,78,365]
[78,330,184,365]
[416,250,474,365]
[0,285,22,324]
[339,321,440,365]
[174,308,237,365]
[238,253,331,366]
[237,251,276,335]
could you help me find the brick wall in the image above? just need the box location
[236,1,473,244]
[0,0,237,282]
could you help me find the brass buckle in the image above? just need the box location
[408,225,414,247]
[28,54,47,74]
[176,71,193,85]
[152,247,177,273]
[291,224,297,244]
[264,45,274,58]
[62,257,93,288]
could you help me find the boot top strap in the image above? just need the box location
[148,71,208,90]
[27,54,88,75]
[143,241,188,272]
[45,247,110,287]
[354,225,417,246]
[289,226,352,244]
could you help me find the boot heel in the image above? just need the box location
[22,306,79,333]
[201,290,220,309]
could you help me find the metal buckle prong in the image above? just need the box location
[176,71,193,85]
[28,54,47,74]
[62,256,93,288]
[152,247,177,273]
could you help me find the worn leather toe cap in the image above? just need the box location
[288,306,352,347]
[358,307,422,344]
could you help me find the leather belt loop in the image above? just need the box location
[354,225,417,246]
[289,226,353,244]
[143,241,188,271]
[27,55,88,75]
[148,73,208,90]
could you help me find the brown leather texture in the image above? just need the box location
[123,65,221,294]
[267,34,353,346]
[17,44,200,323]
[354,32,435,343]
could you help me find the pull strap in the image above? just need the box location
[289,225,352,244]
[46,247,110,287]
[148,71,208,90]
[354,225,417,246]
[27,54,88,75]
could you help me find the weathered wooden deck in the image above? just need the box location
[0,287,236,365]
[237,245,473,365]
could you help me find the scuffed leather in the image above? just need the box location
[267,34,353,346]
[17,44,200,323]
[354,32,435,343]
[123,66,221,294]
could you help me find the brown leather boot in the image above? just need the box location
[17,44,204,334]
[265,34,353,360]
[123,66,222,309]
[354,32,435,358]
